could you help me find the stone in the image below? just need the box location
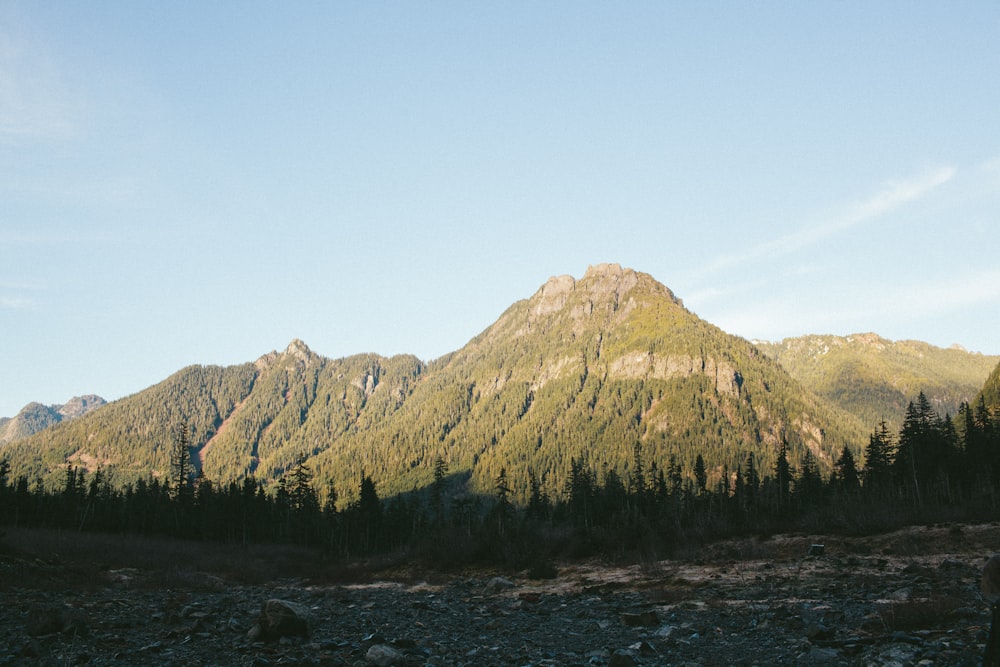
[252,599,312,642]
[621,611,659,627]
[803,647,840,664]
[655,624,675,637]
[366,643,405,666]
[484,576,515,594]
[889,587,912,601]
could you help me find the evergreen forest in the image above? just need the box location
[2,266,998,568]
[2,393,998,569]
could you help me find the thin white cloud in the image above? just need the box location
[0,229,91,244]
[712,266,1000,347]
[981,155,1000,174]
[696,165,957,276]
[889,268,1000,316]
[0,296,35,310]
[0,279,42,290]
[848,166,956,221]
[978,155,1000,191]
[0,22,76,143]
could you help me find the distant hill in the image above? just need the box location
[0,395,106,444]
[2,265,868,503]
[978,360,1000,414]
[753,334,999,431]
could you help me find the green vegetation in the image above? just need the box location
[755,334,998,432]
[1,265,993,533]
[3,265,1000,566]
[978,360,1000,412]
[0,396,106,444]
[1,390,997,567]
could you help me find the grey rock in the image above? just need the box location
[484,576,515,594]
[803,646,840,664]
[252,599,312,642]
[366,643,405,666]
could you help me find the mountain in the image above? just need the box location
[305,263,868,500]
[1,265,871,501]
[978,360,1000,414]
[0,395,106,444]
[753,334,999,431]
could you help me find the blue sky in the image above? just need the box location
[2,2,999,417]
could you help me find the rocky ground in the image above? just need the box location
[2,523,1000,666]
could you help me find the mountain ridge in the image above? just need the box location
[0,394,106,444]
[3,265,994,504]
[753,333,999,431]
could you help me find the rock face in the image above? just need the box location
[57,395,106,420]
[0,395,106,443]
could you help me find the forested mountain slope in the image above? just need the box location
[306,263,868,502]
[979,359,1000,414]
[754,334,998,431]
[2,265,870,503]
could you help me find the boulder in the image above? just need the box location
[366,643,405,666]
[483,576,515,594]
[248,599,312,642]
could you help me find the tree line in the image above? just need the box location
[1,393,997,567]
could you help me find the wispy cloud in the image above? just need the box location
[889,267,1000,316]
[0,229,103,244]
[712,266,1000,346]
[0,295,36,310]
[0,22,77,143]
[696,165,957,277]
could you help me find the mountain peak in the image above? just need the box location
[525,265,682,327]
[583,262,626,279]
[58,395,106,419]
[254,339,316,372]
[1,395,106,443]
[285,338,312,357]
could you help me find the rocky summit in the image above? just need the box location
[1,523,997,666]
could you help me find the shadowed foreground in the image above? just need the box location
[1,523,998,666]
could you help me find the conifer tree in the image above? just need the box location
[430,456,448,526]
[629,441,646,498]
[894,393,944,505]
[321,478,340,552]
[171,422,193,502]
[287,460,319,545]
[833,446,860,494]
[693,454,707,496]
[667,455,683,496]
[566,456,595,530]
[745,452,759,509]
[494,467,512,536]
[775,439,792,509]
[352,474,382,554]
[795,450,822,506]
[863,420,894,497]
[526,469,549,521]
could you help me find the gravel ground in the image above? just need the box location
[2,523,999,666]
